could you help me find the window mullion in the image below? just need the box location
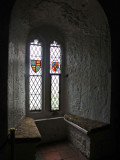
[44,42,51,111]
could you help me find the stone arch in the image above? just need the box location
[8,0,111,129]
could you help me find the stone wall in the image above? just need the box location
[63,0,111,123]
[8,42,26,129]
[66,121,112,159]
[67,124,90,158]
[8,0,29,128]
[8,0,111,128]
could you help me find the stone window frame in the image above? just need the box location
[25,27,65,119]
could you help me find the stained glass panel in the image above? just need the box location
[31,60,41,73]
[50,41,61,74]
[52,62,59,71]
[29,39,42,111]
[30,40,42,76]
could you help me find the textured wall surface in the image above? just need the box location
[8,42,26,129]
[8,0,111,128]
[63,0,111,123]
[8,1,29,128]
[67,124,90,158]
[66,122,112,159]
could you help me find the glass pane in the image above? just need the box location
[30,94,41,111]
[29,76,42,111]
[51,75,60,111]
[30,40,42,75]
[50,41,61,74]
[29,39,42,111]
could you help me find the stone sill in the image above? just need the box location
[64,114,110,135]
[14,117,41,143]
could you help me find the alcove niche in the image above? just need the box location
[8,0,111,130]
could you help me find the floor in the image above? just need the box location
[35,141,87,160]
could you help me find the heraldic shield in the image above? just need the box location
[31,60,41,73]
[52,62,59,71]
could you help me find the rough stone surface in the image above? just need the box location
[8,7,29,128]
[64,113,108,132]
[8,0,111,128]
[66,121,111,159]
[67,124,90,158]
[15,117,41,140]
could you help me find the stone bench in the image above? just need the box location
[15,117,41,142]
[11,117,41,160]
[64,114,110,160]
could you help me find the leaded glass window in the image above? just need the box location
[50,41,61,111]
[28,39,62,113]
[29,39,42,111]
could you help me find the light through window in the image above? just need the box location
[50,41,61,111]
[28,39,62,112]
[29,39,42,111]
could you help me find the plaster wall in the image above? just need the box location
[8,1,29,128]
[63,0,111,123]
[8,0,111,129]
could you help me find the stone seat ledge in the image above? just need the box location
[64,113,110,135]
[14,117,41,143]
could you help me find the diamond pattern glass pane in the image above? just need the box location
[29,39,42,111]
[29,76,42,111]
[50,41,61,74]
[51,75,60,111]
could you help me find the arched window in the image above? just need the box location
[29,39,43,111]
[26,37,63,117]
[50,41,62,111]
